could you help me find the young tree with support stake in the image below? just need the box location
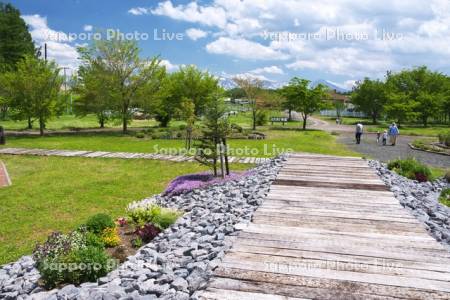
[195,95,230,178]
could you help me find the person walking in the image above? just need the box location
[382,130,388,146]
[376,131,381,144]
[355,122,363,144]
[388,122,399,146]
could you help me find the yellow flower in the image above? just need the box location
[101,227,121,247]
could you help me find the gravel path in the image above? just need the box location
[338,133,450,168]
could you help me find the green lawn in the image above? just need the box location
[0,155,248,264]
[1,129,359,158]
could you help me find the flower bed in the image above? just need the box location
[32,204,181,289]
[163,171,252,197]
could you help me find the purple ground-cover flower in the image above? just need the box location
[163,170,253,197]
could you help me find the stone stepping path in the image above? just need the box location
[0,161,11,187]
[0,147,267,165]
[199,153,450,299]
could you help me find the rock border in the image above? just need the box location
[408,143,450,157]
[369,160,450,250]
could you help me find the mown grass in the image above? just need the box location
[1,129,359,158]
[0,155,249,264]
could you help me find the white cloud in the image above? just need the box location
[142,0,450,79]
[185,28,208,41]
[160,59,180,72]
[128,7,150,15]
[206,37,289,60]
[250,65,284,75]
[286,47,395,77]
[22,14,78,69]
[150,1,227,28]
[22,15,72,42]
[83,24,93,32]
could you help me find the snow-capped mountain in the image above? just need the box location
[218,77,286,90]
[311,79,350,93]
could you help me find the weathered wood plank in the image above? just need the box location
[213,268,450,299]
[223,251,450,282]
[219,260,450,292]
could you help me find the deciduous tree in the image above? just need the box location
[6,55,63,135]
[281,77,328,130]
[351,78,387,124]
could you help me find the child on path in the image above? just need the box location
[382,130,388,146]
[376,131,381,144]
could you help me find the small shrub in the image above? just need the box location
[126,203,180,229]
[135,132,145,139]
[176,132,183,138]
[85,232,105,249]
[33,231,86,265]
[387,158,432,182]
[59,246,114,286]
[439,188,450,207]
[134,223,161,243]
[127,205,160,226]
[255,111,268,126]
[152,208,182,229]
[438,131,450,147]
[445,171,450,183]
[101,227,121,247]
[131,237,143,248]
[231,123,243,133]
[86,213,115,235]
[178,124,187,130]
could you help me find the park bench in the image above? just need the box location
[270,117,288,125]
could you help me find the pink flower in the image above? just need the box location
[117,217,127,227]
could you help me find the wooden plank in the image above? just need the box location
[260,202,408,217]
[200,287,310,300]
[207,277,401,300]
[213,268,450,299]
[273,179,390,191]
[235,234,450,263]
[223,251,450,282]
[219,260,450,292]
[230,244,450,273]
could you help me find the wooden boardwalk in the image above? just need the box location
[0,147,268,165]
[199,153,450,299]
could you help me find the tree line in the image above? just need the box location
[351,66,450,126]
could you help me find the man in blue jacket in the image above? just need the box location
[388,123,399,146]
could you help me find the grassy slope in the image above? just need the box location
[2,129,358,158]
[0,155,248,264]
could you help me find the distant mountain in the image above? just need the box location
[311,79,350,93]
[218,77,286,90]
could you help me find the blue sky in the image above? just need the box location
[9,0,450,89]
